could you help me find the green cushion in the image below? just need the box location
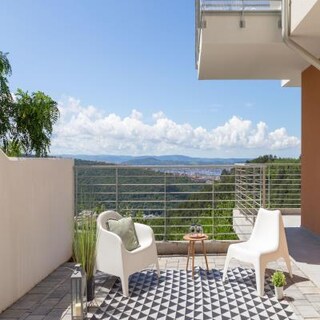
[106,217,140,251]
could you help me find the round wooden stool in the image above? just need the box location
[183,233,209,278]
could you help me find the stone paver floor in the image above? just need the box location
[1,255,320,320]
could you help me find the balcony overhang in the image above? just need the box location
[196,0,320,87]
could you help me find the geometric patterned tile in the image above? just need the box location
[92,268,297,320]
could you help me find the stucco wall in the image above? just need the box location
[0,151,74,312]
[301,66,320,235]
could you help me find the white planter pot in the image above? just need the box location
[275,286,284,300]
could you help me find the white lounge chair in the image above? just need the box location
[95,210,160,296]
[222,208,292,296]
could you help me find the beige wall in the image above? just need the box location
[301,66,320,235]
[291,0,318,32]
[0,151,74,312]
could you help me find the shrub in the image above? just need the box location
[271,271,286,287]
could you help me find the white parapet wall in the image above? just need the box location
[0,150,74,312]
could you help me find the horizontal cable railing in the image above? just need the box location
[75,163,300,241]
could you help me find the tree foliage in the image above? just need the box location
[0,51,13,147]
[0,51,59,156]
[14,89,59,156]
[247,154,278,163]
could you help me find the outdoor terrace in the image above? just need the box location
[1,156,319,319]
[1,231,320,320]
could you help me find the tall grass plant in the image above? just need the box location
[72,214,97,280]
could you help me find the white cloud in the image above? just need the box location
[51,97,300,155]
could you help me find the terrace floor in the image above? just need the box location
[1,227,320,320]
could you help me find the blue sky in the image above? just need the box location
[0,0,301,158]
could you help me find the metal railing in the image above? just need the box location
[75,163,300,241]
[235,164,266,225]
[234,163,301,239]
[200,0,281,11]
[235,162,301,212]
[195,0,201,69]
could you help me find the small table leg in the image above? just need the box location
[186,241,190,271]
[201,240,209,271]
[184,234,209,279]
[191,241,195,279]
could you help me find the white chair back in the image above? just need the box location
[97,210,122,230]
[249,208,280,250]
[222,207,292,296]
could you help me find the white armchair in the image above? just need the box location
[222,208,292,296]
[96,210,160,297]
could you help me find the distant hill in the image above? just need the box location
[122,155,250,165]
[60,154,133,163]
[58,154,250,165]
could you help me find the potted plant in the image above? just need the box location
[73,213,97,302]
[271,270,286,300]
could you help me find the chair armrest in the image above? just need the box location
[97,225,123,248]
[134,223,155,246]
[96,224,125,272]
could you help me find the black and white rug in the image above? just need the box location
[92,268,296,320]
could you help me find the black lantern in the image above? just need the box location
[71,264,87,320]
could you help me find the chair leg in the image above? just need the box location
[155,259,160,277]
[254,261,266,297]
[120,275,129,297]
[222,252,232,282]
[284,255,293,278]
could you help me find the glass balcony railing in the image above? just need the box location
[200,0,282,12]
[74,163,301,241]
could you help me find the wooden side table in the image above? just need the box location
[183,233,209,278]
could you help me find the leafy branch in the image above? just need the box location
[0,51,59,157]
